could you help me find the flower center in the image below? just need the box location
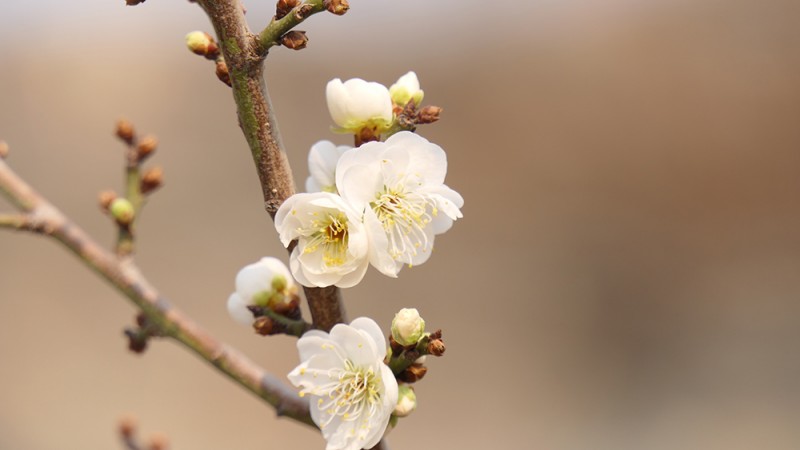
[314,359,382,428]
[300,211,349,267]
[371,185,436,262]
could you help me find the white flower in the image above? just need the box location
[227,257,296,325]
[306,140,352,194]
[389,71,424,107]
[391,308,425,346]
[326,78,393,133]
[275,192,370,288]
[289,318,398,450]
[335,131,464,276]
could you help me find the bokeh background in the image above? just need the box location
[2,0,800,449]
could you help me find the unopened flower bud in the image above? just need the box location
[215,59,231,87]
[115,119,135,145]
[0,141,8,159]
[110,198,135,225]
[185,31,219,59]
[275,0,300,19]
[427,338,445,356]
[228,257,297,325]
[98,190,118,212]
[394,385,417,417]
[324,0,349,15]
[417,105,442,124]
[391,308,425,346]
[390,71,424,107]
[253,316,275,336]
[140,167,163,195]
[137,136,158,161]
[281,30,308,50]
[125,0,146,5]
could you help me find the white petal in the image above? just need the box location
[385,131,447,185]
[329,322,378,367]
[226,293,253,325]
[350,317,387,354]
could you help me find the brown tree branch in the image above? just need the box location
[193,0,346,332]
[0,157,313,427]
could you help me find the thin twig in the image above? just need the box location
[257,1,326,55]
[0,157,313,427]
[0,213,30,230]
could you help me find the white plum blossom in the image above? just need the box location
[306,140,352,194]
[389,71,424,107]
[227,257,296,325]
[326,78,393,134]
[275,192,370,288]
[335,131,464,276]
[289,317,398,450]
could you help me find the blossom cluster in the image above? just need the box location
[275,72,464,288]
[227,72,458,450]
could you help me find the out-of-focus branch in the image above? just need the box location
[192,0,346,332]
[0,156,313,427]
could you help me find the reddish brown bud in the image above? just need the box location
[275,0,300,19]
[324,0,349,15]
[118,416,137,439]
[253,316,275,336]
[140,167,163,195]
[398,364,428,383]
[427,338,446,356]
[115,119,135,145]
[417,105,442,124]
[271,295,300,316]
[215,59,231,87]
[98,190,118,212]
[0,141,8,159]
[124,329,148,353]
[295,4,314,20]
[137,135,158,160]
[125,0,146,5]
[281,31,308,50]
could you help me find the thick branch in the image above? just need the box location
[194,0,346,332]
[0,158,313,427]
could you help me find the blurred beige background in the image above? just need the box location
[2,0,800,449]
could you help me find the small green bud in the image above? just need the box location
[252,290,273,307]
[271,274,288,292]
[391,308,425,347]
[110,198,135,225]
[394,385,417,417]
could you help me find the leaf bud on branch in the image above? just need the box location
[280,30,308,50]
[115,119,135,145]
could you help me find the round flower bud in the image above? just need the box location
[109,198,135,225]
[389,71,424,107]
[326,78,393,134]
[227,257,297,325]
[393,385,417,417]
[185,31,218,58]
[391,308,425,346]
